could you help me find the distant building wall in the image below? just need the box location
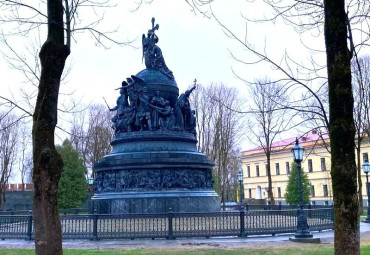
[0,183,33,211]
[2,191,33,211]
[3,183,33,191]
[242,132,370,206]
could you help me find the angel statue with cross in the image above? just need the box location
[142,17,174,80]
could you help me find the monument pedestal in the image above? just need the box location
[93,131,220,214]
[93,190,220,213]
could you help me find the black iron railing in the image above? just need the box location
[0,208,334,240]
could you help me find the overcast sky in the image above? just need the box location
[2,1,370,183]
[1,1,318,99]
[1,1,368,152]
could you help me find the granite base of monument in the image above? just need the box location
[93,190,220,213]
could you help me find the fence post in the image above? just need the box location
[331,204,334,230]
[239,206,246,237]
[91,209,98,241]
[10,208,14,224]
[25,210,32,241]
[167,208,175,240]
[278,202,282,211]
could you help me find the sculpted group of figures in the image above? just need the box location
[95,169,214,193]
[109,17,196,135]
[110,77,196,135]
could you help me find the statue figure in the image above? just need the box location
[186,109,197,135]
[135,87,152,131]
[142,18,174,80]
[174,85,196,131]
[150,91,166,129]
[110,84,129,132]
[158,100,175,130]
[109,82,137,133]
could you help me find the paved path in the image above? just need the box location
[1,222,370,250]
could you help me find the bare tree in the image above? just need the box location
[248,80,290,204]
[190,83,243,209]
[18,119,33,190]
[70,104,113,173]
[0,113,19,210]
[190,85,217,155]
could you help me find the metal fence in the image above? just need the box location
[0,207,334,240]
[224,203,333,211]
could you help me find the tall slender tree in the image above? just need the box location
[32,2,69,253]
[248,80,289,204]
[324,2,359,253]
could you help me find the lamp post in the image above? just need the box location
[237,170,243,206]
[291,138,313,240]
[363,159,370,222]
[88,177,94,213]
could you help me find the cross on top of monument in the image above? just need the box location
[148,17,159,37]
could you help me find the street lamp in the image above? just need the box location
[291,138,313,240]
[363,159,370,222]
[87,177,94,213]
[237,170,243,206]
[88,177,94,186]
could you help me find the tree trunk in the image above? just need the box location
[324,1,359,254]
[266,153,275,204]
[32,0,70,254]
[356,144,363,213]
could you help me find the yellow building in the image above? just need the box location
[241,131,370,205]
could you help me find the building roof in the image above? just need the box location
[242,131,329,156]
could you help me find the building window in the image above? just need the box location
[286,162,290,174]
[311,185,315,197]
[256,165,260,177]
[323,184,328,197]
[320,158,326,171]
[276,163,280,175]
[277,187,281,198]
[247,166,251,178]
[363,153,369,162]
[248,188,252,198]
[265,164,268,176]
[308,159,313,172]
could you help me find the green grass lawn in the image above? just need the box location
[0,246,369,255]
